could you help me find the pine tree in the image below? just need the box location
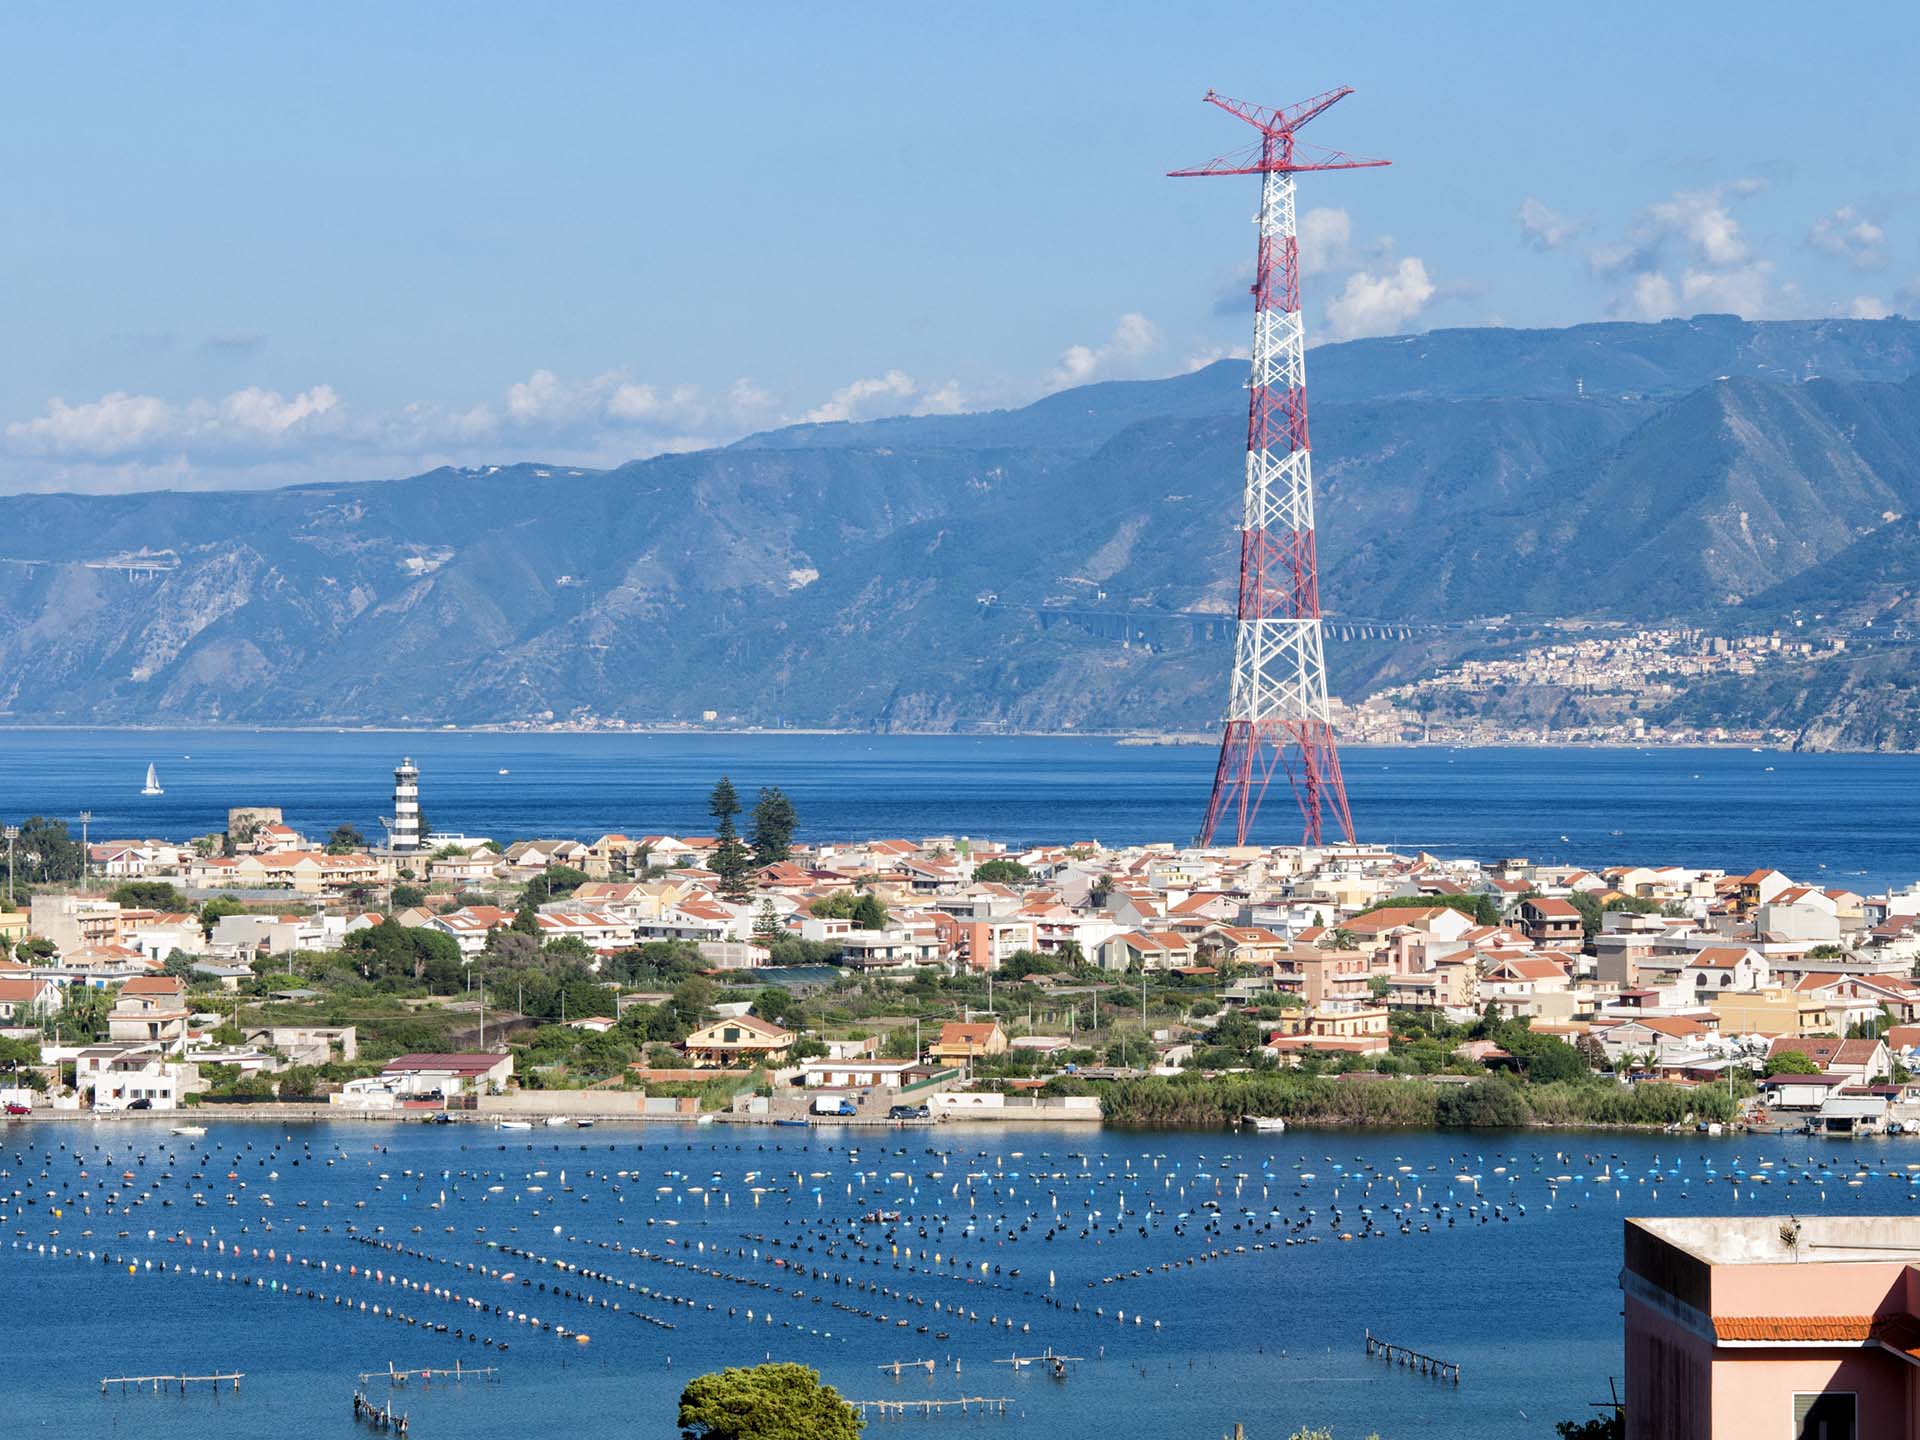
[753,900,783,944]
[710,776,741,832]
[749,786,797,866]
[708,776,753,901]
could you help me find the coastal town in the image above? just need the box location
[1341,625,1851,748]
[3,756,1918,1138]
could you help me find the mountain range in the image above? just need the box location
[6,313,1920,742]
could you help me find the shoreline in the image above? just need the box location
[4,1108,1807,1137]
[0,724,1870,755]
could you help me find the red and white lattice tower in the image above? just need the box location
[1172,87,1387,848]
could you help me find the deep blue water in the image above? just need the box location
[8,1120,1920,1440]
[0,731,1917,888]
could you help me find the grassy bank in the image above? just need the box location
[1082,1072,1738,1130]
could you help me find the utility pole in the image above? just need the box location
[78,811,91,882]
[4,825,16,907]
[1173,88,1386,847]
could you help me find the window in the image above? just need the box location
[1794,1391,1856,1440]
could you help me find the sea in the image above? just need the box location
[8,1120,1920,1440]
[0,730,1917,889]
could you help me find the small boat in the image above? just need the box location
[574,1118,595,1129]
[170,1125,206,1137]
[141,763,164,796]
[543,1116,569,1127]
[774,1118,809,1128]
[1243,1116,1286,1134]
[495,1120,533,1131]
[498,768,510,775]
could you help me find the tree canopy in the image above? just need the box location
[111,880,187,910]
[327,823,368,854]
[524,866,590,906]
[749,786,797,866]
[678,1363,861,1440]
[972,858,1032,884]
[7,817,86,886]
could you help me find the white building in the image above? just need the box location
[74,1045,181,1110]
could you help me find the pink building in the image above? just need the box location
[1624,1215,1920,1439]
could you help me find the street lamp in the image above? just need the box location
[78,811,91,882]
[3,825,17,907]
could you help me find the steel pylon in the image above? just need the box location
[1171,88,1386,847]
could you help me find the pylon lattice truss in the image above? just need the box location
[1171,87,1387,848]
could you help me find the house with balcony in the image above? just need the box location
[928,1020,1007,1067]
[107,975,189,1053]
[1516,897,1584,947]
[680,1015,796,1069]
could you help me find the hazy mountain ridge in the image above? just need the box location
[4,315,1920,737]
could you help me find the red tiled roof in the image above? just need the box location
[121,976,184,995]
[1714,1315,1873,1343]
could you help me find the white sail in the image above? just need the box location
[141,763,163,795]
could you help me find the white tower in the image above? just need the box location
[391,756,421,852]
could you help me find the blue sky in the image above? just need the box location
[2,1,1916,493]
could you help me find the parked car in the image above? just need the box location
[887,1103,931,1120]
[129,1098,153,1110]
[4,1102,30,1116]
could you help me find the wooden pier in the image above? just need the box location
[1364,1329,1461,1384]
[353,1388,411,1435]
[850,1396,1012,1419]
[101,1372,243,1394]
[359,1361,497,1385]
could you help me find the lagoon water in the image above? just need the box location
[8,1120,1920,1439]
[2,730,1919,887]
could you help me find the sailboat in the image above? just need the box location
[141,763,164,796]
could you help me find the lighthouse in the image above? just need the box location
[391,756,422,852]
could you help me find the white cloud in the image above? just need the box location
[914,381,966,416]
[5,384,342,458]
[1647,188,1751,267]
[1323,258,1436,340]
[1518,197,1579,252]
[1845,295,1891,320]
[1809,207,1886,270]
[1678,263,1778,317]
[1622,272,1678,321]
[1593,181,1794,320]
[1296,208,1352,275]
[800,371,918,424]
[1045,312,1159,390]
